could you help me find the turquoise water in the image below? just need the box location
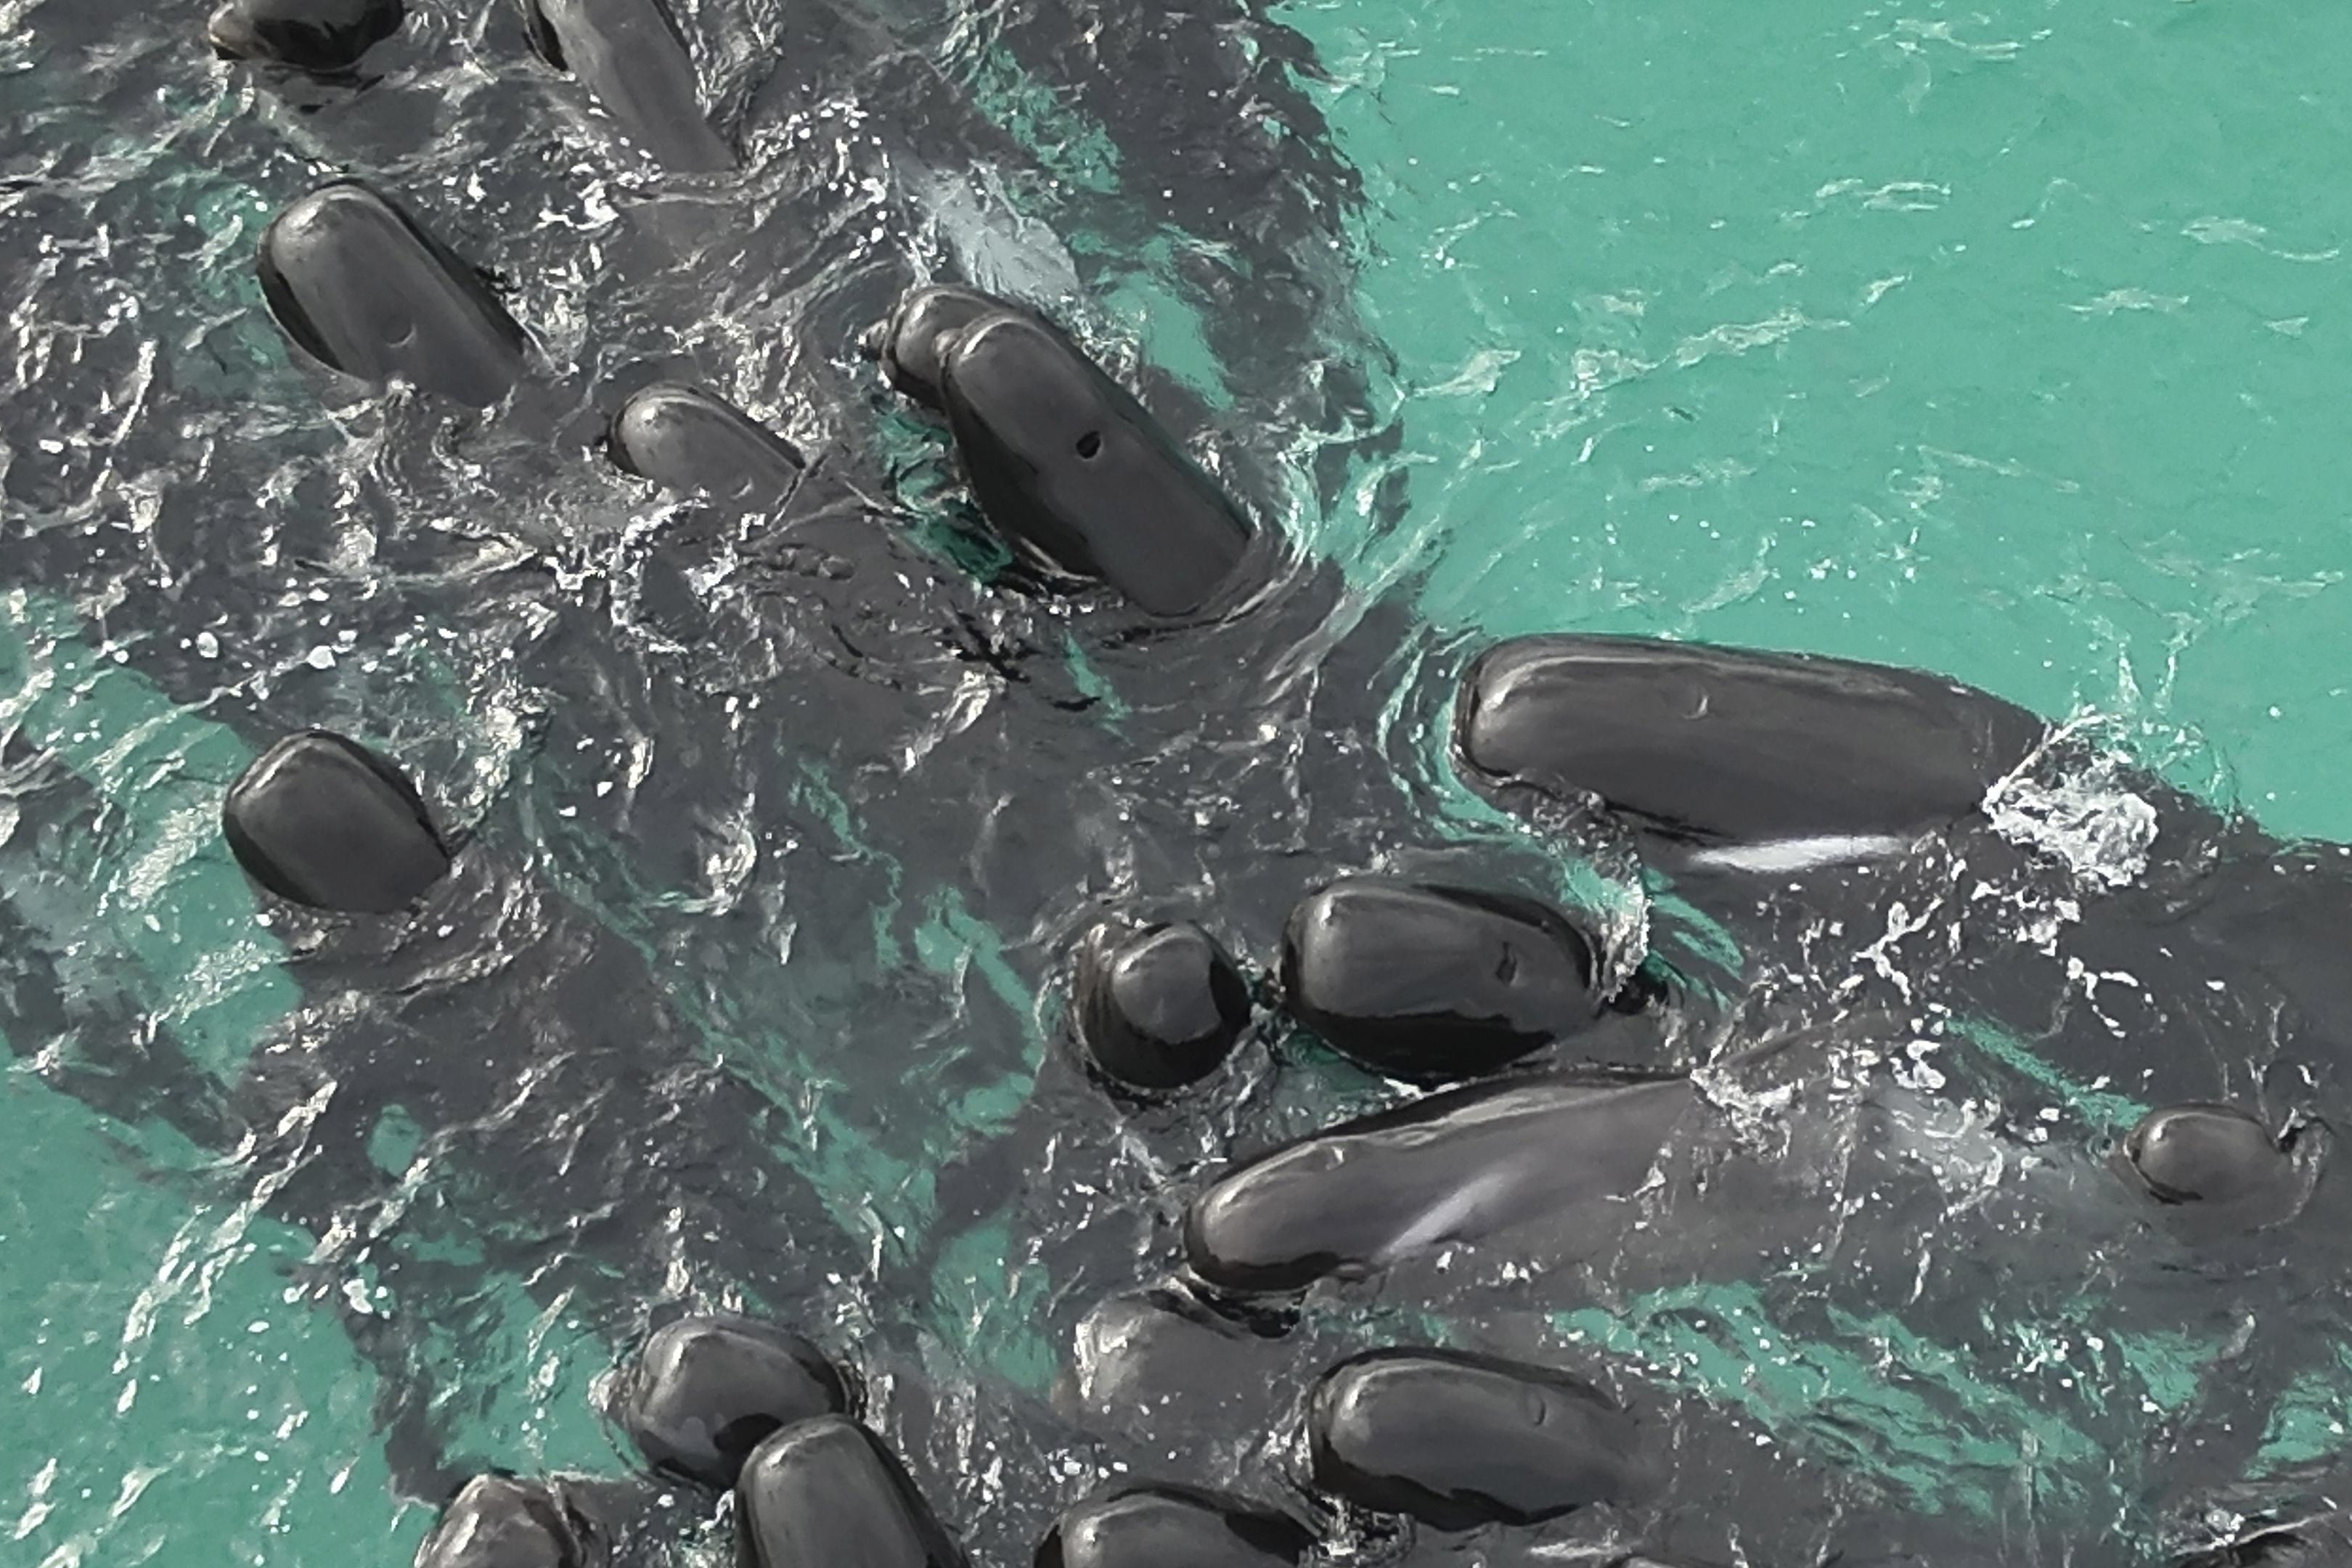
[6,0,2352,1563]
[1292,0,2352,843]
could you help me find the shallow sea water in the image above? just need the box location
[4,0,2352,1564]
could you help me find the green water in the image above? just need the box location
[7,0,2352,1561]
[1293,0,2352,841]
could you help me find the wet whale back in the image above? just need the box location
[256,180,528,407]
[1455,635,2049,853]
[940,311,1254,617]
[1307,1348,1643,1529]
[1040,1487,1312,1568]
[1280,878,1604,1083]
[523,0,735,173]
[1184,1064,1696,1294]
[221,730,452,912]
[608,383,807,508]
[205,0,404,73]
[735,1416,966,1568]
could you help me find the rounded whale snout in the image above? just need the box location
[1038,1485,1312,1568]
[2124,1103,2300,1216]
[206,0,404,75]
[736,1416,966,1568]
[608,383,807,510]
[1453,635,2049,853]
[221,730,453,914]
[872,285,1019,412]
[1071,920,1253,1094]
[257,180,528,408]
[612,1313,851,1492]
[1183,1069,1694,1297]
[1279,877,1604,1084]
[939,311,1254,618]
[1306,1348,1643,1530]
[416,1474,608,1568]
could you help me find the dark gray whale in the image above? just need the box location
[1453,634,2049,870]
[256,181,531,409]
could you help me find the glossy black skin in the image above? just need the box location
[417,1474,610,1568]
[1037,1485,1312,1568]
[257,181,530,408]
[1071,922,1252,1093]
[608,383,807,510]
[870,286,1016,413]
[735,1416,968,1568]
[523,0,735,173]
[939,311,1256,618]
[613,1314,850,1491]
[205,0,403,73]
[221,730,452,912]
[1184,1053,1693,1296]
[2125,1105,2298,1211]
[1052,1285,1321,1459]
[1453,634,2049,856]
[1279,878,1603,1084]
[1307,1349,1643,1531]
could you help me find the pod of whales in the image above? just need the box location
[33,0,2352,1558]
[1280,878,1607,1084]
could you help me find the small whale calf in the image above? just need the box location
[607,383,809,511]
[98,0,2352,1555]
